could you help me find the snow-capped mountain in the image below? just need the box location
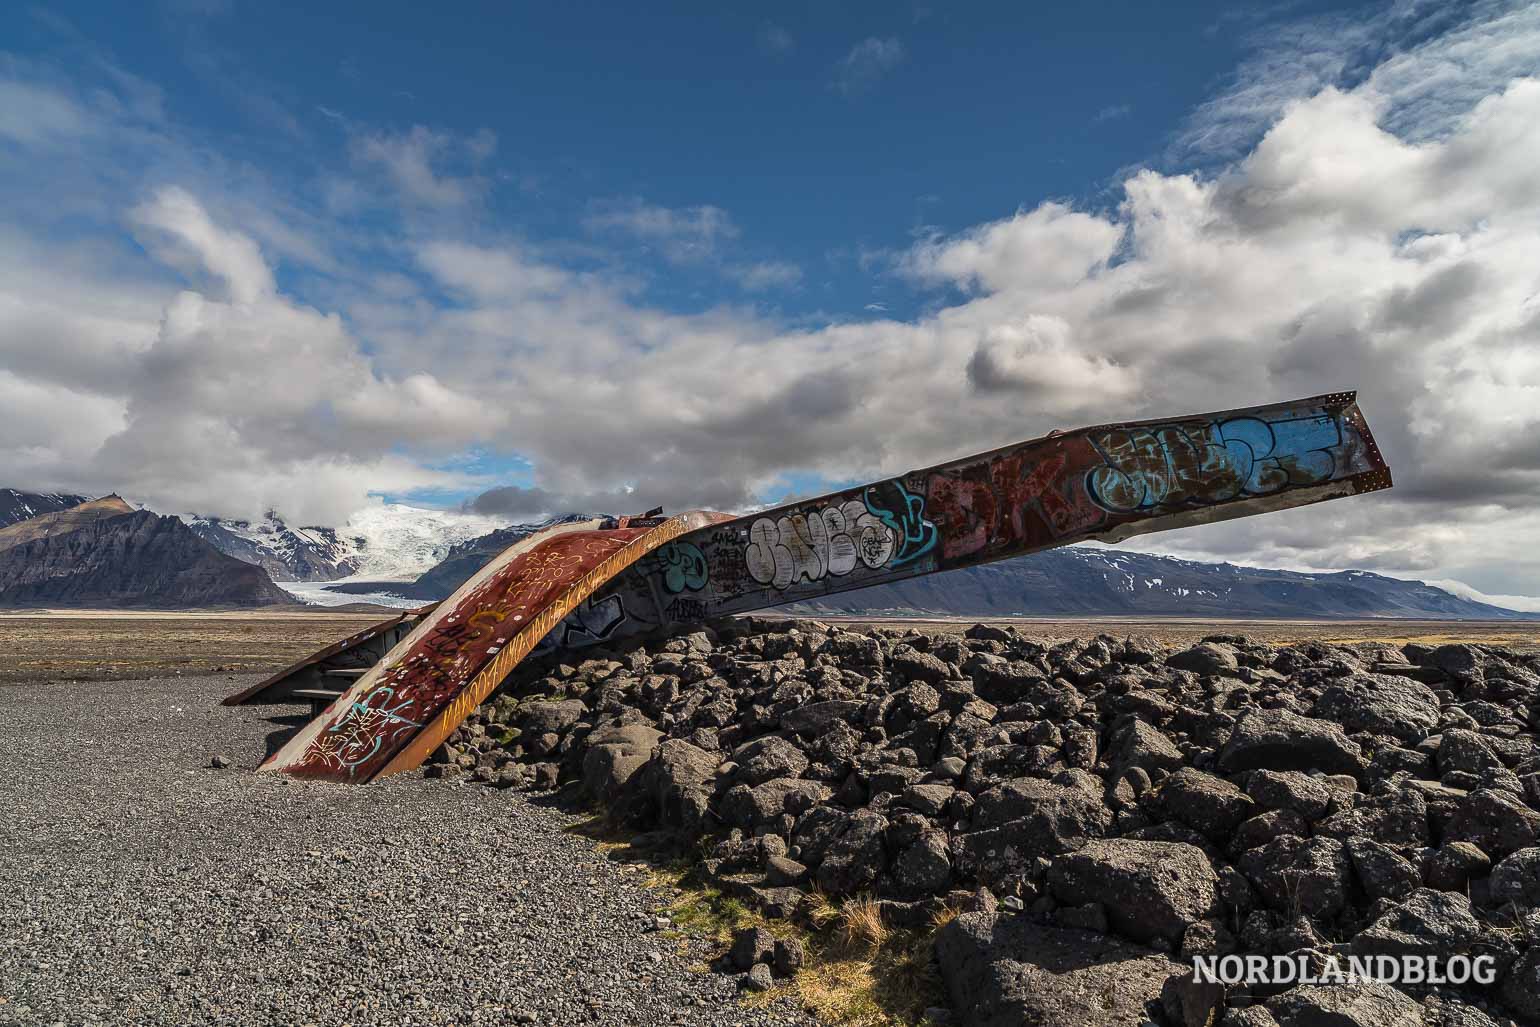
[183,515,360,582]
[183,502,511,586]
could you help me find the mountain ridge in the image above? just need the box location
[786,546,1540,621]
[307,519,1539,621]
[0,489,92,531]
[183,514,361,582]
[0,507,294,608]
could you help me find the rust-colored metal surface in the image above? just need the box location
[222,604,439,706]
[260,516,714,782]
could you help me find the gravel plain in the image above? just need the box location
[0,673,817,1027]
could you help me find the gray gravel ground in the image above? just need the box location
[0,673,817,1027]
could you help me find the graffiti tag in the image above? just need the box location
[1086,414,1342,513]
[744,500,895,590]
[862,481,937,568]
[658,541,708,593]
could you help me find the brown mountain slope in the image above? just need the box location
[0,508,295,608]
[0,495,136,552]
[0,489,92,530]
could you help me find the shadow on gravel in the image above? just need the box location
[260,713,308,759]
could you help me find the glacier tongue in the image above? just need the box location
[335,502,508,580]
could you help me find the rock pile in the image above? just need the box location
[424,619,1540,1026]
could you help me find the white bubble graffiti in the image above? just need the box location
[744,500,895,590]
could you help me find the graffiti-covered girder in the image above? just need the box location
[255,392,1389,783]
[559,390,1390,646]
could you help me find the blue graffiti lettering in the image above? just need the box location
[658,541,709,594]
[1086,412,1343,513]
[862,480,938,568]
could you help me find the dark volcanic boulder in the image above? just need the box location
[1350,888,1491,958]
[972,777,1111,837]
[1110,720,1186,778]
[1166,642,1239,676]
[581,724,661,802]
[731,735,810,785]
[936,913,1181,1027]
[643,738,718,836]
[1267,982,1423,1027]
[813,809,889,896]
[720,778,831,829]
[892,829,953,896]
[1218,709,1365,778]
[1046,839,1218,945]
[1501,946,1540,1021]
[1444,788,1540,859]
[1151,768,1255,841]
[892,648,952,685]
[1245,769,1333,820]
[780,700,863,735]
[1490,846,1540,907]
[1437,729,1505,776]
[1344,836,1420,900]
[520,699,587,736]
[1310,673,1442,743]
[1238,835,1352,918]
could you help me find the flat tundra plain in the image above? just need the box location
[2,611,1535,685]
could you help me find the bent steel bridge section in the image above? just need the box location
[254,392,1390,783]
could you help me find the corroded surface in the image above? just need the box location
[558,392,1390,646]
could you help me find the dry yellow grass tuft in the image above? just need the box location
[737,893,946,1026]
[927,898,963,934]
[835,896,889,954]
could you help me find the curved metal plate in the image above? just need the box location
[261,515,709,782]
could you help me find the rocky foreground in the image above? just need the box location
[432,620,1540,1027]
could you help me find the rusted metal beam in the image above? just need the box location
[559,390,1390,643]
[254,391,1389,783]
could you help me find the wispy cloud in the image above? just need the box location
[583,199,739,264]
[758,23,795,55]
[352,125,495,208]
[1175,0,1540,159]
[833,37,906,95]
[730,261,803,291]
[1093,103,1132,123]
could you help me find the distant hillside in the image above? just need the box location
[0,504,293,609]
[316,519,1534,621]
[788,547,1539,621]
[0,489,90,530]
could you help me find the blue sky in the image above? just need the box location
[3,0,1540,602]
[9,0,1360,327]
